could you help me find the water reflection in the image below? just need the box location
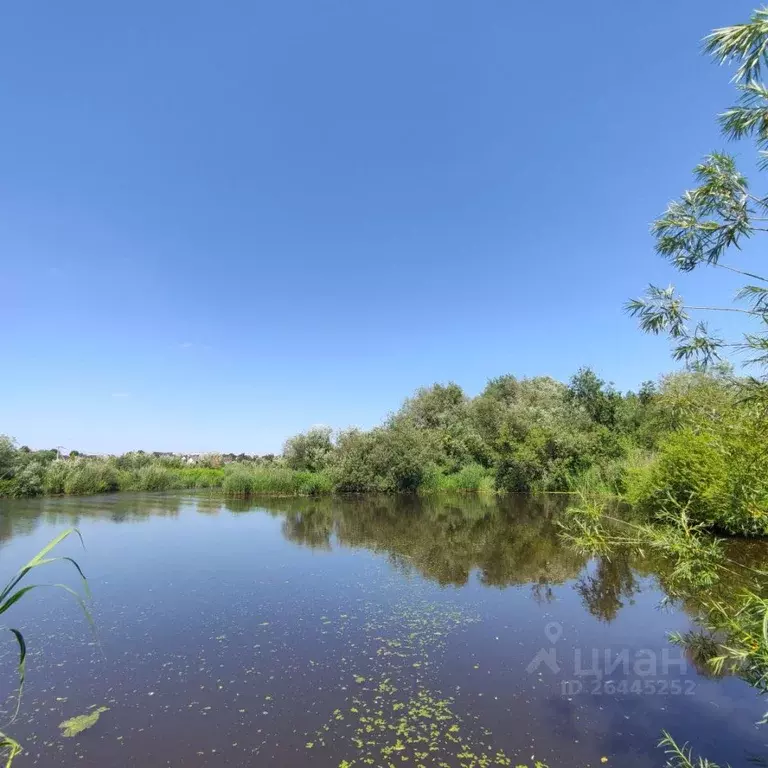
[0,492,767,768]
[3,492,767,626]
[266,494,587,589]
[0,487,765,674]
[0,492,184,543]
[575,553,640,623]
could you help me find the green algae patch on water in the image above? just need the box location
[58,706,110,738]
[304,595,523,768]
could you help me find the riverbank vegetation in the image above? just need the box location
[2,364,767,537]
[617,3,768,761]
[561,490,768,767]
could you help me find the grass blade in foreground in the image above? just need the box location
[0,529,91,767]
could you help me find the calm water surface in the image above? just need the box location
[0,493,766,767]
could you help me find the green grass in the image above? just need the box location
[184,468,224,489]
[222,466,254,496]
[222,465,333,496]
[420,464,496,494]
[10,460,227,498]
[4,456,507,499]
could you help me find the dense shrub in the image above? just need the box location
[11,461,45,497]
[438,464,494,493]
[222,466,255,496]
[134,465,179,491]
[495,458,534,493]
[0,435,17,479]
[284,427,334,472]
[329,429,386,493]
[43,460,70,494]
[62,460,119,495]
[297,470,334,495]
[329,424,438,493]
[626,401,768,536]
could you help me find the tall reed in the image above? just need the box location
[0,530,91,767]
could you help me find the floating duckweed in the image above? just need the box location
[306,597,516,768]
[58,707,109,738]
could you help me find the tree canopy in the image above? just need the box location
[628,9,768,377]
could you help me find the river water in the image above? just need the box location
[0,492,765,767]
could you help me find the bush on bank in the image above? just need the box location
[3,368,767,537]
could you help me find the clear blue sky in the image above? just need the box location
[0,0,760,454]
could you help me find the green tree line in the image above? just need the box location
[3,364,765,536]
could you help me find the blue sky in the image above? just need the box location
[0,0,761,454]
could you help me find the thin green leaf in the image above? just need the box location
[0,529,85,605]
[0,731,22,768]
[0,586,43,616]
[5,630,25,724]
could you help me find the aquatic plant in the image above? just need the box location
[659,731,727,768]
[0,735,20,768]
[58,706,109,738]
[0,530,91,767]
[304,596,532,768]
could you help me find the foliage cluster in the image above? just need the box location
[284,370,660,496]
[624,370,768,535]
[2,366,767,536]
[0,443,229,499]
